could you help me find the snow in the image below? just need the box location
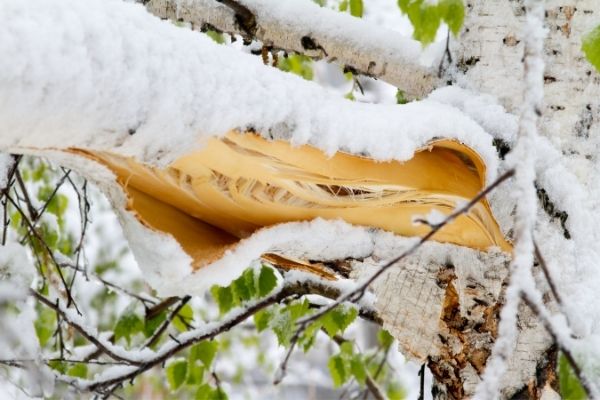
[0,242,53,398]
[2,0,600,396]
[0,0,497,174]
[0,0,505,296]
[428,86,519,144]
[0,243,34,302]
[474,0,548,396]
[0,153,12,190]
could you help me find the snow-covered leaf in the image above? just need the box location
[320,305,357,337]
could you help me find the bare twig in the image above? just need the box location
[273,329,301,385]
[1,155,22,245]
[418,362,425,400]
[533,240,564,307]
[7,193,80,314]
[31,290,139,366]
[145,297,179,319]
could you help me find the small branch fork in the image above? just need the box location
[20,274,377,397]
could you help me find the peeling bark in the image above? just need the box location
[352,245,554,398]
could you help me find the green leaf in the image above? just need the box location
[396,89,408,105]
[211,285,235,315]
[233,268,254,301]
[583,25,600,73]
[196,384,228,400]
[277,55,314,80]
[439,0,465,35]
[166,358,188,391]
[398,0,465,46]
[66,364,88,379]
[114,304,143,345]
[34,305,56,347]
[173,303,194,332]
[377,329,394,349]
[271,309,294,347]
[190,340,219,368]
[349,0,363,18]
[350,356,367,385]
[143,310,167,338]
[48,360,67,374]
[257,265,277,297]
[32,163,46,182]
[298,320,322,352]
[328,355,349,387]
[186,362,205,385]
[340,341,354,356]
[387,380,407,400]
[47,194,69,219]
[205,30,225,44]
[320,305,358,337]
[339,0,348,12]
[271,300,310,347]
[559,353,586,400]
[253,309,273,332]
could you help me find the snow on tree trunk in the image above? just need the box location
[456,0,600,179]
[357,1,600,397]
[352,242,555,398]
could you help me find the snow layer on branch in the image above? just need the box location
[166,218,375,295]
[0,0,498,180]
[0,0,507,294]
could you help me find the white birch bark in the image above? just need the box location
[145,0,441,99]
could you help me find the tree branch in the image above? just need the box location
[144,0,440,99]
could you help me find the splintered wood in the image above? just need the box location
[73,131,509,271]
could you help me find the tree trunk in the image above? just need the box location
[360,1,600,397]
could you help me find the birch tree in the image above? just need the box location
[1,0,600,398]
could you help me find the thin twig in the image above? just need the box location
[7,193,81,314]
[533,240,564,306]
[521,293,596,397]
[418,362,425,400]
[31,290,139,366]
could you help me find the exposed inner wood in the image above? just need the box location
[73,132,511,276]
[71,131,510,273]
